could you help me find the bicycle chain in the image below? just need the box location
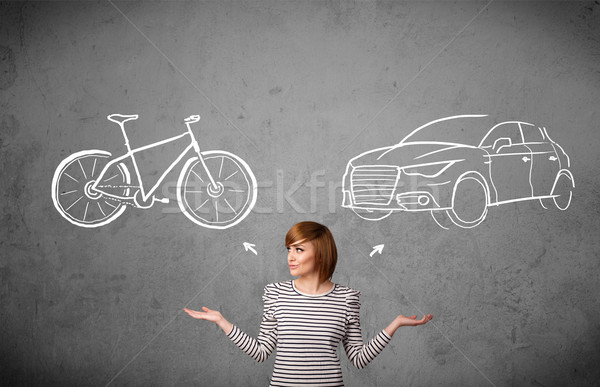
[98,185,142,207]
[96,185,140,189]
[103,195,136,207]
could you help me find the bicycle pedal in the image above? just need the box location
[155,197,170,204]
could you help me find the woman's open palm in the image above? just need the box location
[397,314,433,326]
[183,307,223,323]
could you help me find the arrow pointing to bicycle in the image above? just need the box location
[243,242,258,255]
[370,244,384,257]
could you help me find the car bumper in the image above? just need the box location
[342,189,443,212]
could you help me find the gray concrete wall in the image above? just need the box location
[1,1,599,386]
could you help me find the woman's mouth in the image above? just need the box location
[289,265,298,269]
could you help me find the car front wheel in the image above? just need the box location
[351,207,393,221]
[432,174,489,229]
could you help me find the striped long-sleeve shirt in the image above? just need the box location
[226,280,392,386]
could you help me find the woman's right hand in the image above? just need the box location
[183,307,233,334]
[183,306,223,322]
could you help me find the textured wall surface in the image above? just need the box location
[1,1,599,386]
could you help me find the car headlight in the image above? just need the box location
[402,160,459,178]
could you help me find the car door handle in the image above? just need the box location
[522,156,530,162]
[549,156,558,161]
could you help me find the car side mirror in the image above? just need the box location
[492,138,511,152]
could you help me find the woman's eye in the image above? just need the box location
[296,248,303,252]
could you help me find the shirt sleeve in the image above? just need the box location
[226,284,278,363]
[342,290,392,369]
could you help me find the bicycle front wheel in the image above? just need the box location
[52,150,130,228]
[177,151,257,229]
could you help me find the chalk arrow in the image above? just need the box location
[370,244,384,257]
[243,242,258,255]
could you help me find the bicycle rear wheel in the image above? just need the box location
[52,150,130,228]
[177,150,257,229]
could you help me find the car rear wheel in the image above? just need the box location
[551,172,574,210]
[539,171,574,210]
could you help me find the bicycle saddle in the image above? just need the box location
[107,114,139,124]
[184,115,201,123]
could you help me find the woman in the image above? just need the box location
[184,221,433,386]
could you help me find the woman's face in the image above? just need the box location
[287,239,317,277]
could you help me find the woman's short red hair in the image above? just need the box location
[285,221,337,283]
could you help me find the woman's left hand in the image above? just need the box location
[384,313,433,337]
[395,314,433,327]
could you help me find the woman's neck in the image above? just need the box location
[294,275,334,295]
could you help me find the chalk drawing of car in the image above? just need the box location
[341,115,574,229]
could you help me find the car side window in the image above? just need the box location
[520,123,545,143]
[480,123,524,150]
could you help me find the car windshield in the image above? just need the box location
[398,115,494,146]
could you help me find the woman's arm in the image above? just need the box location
[183,284,279,363]
[343,291,392,369]
[343,291,434,369]
[384,314,434,337]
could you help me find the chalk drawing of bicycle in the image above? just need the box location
[52,114,257,229]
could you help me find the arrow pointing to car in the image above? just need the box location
[370,244,384,257]
[243,242,257,255]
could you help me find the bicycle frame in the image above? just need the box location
[90,115,212,206]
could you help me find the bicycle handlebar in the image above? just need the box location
[184,115,201,124]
